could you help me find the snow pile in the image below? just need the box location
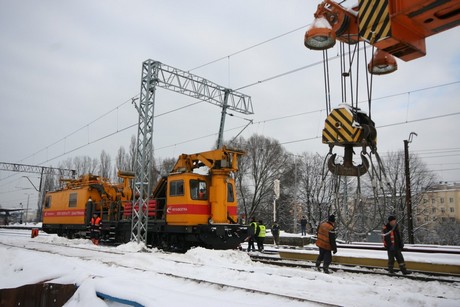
[2,229,460,307]
[35,234,91,246]
[115,241,149,253]
[185,247,253,267]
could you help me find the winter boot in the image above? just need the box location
[315,260,321,272]
[388,267,395,274]
[323,267,331,274]
[400,265,411,275]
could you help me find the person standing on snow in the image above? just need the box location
[246,217,258,252]
[300,216,308,236]
[90,213,101,245]
[256,220,266,252]
[315,214,337,274]
[383,215,411,275]
[271,221,280,246]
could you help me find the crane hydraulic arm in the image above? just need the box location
[171,146,245,174]
[305,0,460,61]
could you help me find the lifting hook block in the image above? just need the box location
[328,145,369,177]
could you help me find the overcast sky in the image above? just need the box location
[1,0,459,209]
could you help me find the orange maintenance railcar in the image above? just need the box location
[42,173,133,242]
[42,147,248,250]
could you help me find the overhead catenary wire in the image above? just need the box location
[18,41,456,170]
[17,95,138,164]
[187,24,310,72]
[7,80,459,169]
[5,35,459,174]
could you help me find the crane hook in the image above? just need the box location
[327,145,369,177]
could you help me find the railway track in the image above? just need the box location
[0,240,339,306]
[250,254,460,284]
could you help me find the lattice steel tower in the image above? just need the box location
[131,60,253,244]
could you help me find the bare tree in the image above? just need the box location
[369,151,436,242]
[99,150,112,179]
[157,157,176,176]
[233,134,289,223]
[129,135,136,172]
[59,156,97,176]
[297,153,334,228]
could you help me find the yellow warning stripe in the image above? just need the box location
[322,108,362,144]
[359,0,391,44]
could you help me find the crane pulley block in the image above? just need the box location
[322,104,376,148]
[322,104,376,177]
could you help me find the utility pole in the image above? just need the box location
[404,132,417,244]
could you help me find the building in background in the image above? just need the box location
[418,183,460,224]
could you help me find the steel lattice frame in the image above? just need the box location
[0,162,76,177]
[131,59,253,244]
[131,60,159,243]
[0,162,76,221]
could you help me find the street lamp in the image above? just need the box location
[404,132,417,244]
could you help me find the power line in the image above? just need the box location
[14,41,459,167]
[34,102,460,164]
[363,81,460,104]
[188,24,309,72]
[426,162,460,166]
[428,168,460,172]
[416,154,460,159]
[153,109,460,153]
[18,95,138,164]
[235,54,342,91]
[12,23,312,167]
[377,111,460,128]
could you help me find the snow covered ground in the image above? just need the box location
[0,229,459,306]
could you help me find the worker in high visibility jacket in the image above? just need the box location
[383,216,411,275]
[256,220,266,252]
[246,218,258,252]
[315,215,337,274]
[90,213,101,245]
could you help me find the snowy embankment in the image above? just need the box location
[0,229,459,307]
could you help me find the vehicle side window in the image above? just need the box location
[227,183,235,202]
[170,180,184,196]
[45,196,52,208]
[190,180,207,200]
[69,193,77,208]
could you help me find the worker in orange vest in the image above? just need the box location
[315,215,337,274]
[383,215,411,275]
[90,213,101,245]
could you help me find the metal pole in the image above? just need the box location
[26,194,30,224]
[36,168,45,222]
[273,198,276,223]
[404,139,415,244]
[217,90,230,149]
